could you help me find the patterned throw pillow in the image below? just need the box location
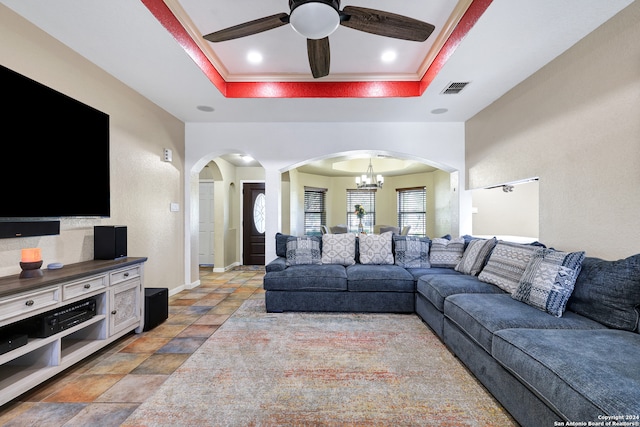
[478,241,541,294]
[285,236,322,266]
[429,237,465,268]
[321,233,356,266]
[359,232,394,265]
[455,237,497,276]
[512,249,586,317]
[393,235,431,268]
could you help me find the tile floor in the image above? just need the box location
[0,267,265,426]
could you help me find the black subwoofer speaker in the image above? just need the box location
[144,288,168,331]
[94,225,127,260]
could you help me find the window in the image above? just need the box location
[397,187,426,236]
[304,187,327,236]
[347,190,376,233]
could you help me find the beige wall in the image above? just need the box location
[465,1,640,259]
[291,170,451,238]
[0,6,186,292]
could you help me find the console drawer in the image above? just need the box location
[0,287,60,325]
[110,266,141,286]
[63,275,108,301]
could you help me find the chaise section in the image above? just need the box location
[415,273,504,339]
[444,293,607,354]
[492,328,640,421]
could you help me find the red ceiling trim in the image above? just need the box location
[419,0,493,95]
[141,0,227,96]
[141,0,492,99]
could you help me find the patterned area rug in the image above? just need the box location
[123,299,515,426]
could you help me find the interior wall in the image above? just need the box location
[291,170,447,237]
[0,6,186,291]
[472,181,539,239]
[465,1,640,259]
[186,122,469,278]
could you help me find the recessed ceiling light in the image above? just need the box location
[381,50,397,63]
[197,105,215,112]
[247,51,263,64]
[431,108,448,115]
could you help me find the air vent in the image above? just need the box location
[441,81,470,94]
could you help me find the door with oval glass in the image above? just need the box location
[242,182,265,265]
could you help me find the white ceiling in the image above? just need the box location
[1,0,634,127]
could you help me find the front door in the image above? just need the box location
[242,182,265,265]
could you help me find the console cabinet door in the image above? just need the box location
[109,279,141,336]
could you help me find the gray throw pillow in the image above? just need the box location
[478,241,540,294]
[455,237,497,276]
[512,249,585,317]
[393,235,431,268]
[429,237,465,268]
[285,236,321,266]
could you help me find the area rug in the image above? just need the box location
[122,299,516,426]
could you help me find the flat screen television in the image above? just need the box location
[1,64,110,218]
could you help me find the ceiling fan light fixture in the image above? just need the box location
[290,1,340,39]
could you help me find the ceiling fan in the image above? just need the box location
[203,0,435,79]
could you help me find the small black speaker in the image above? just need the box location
[94,226,127,260]
[144,288,168,331]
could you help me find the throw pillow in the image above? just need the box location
[275,232,295,257]
[567,254,640,332]
[359,232,394,265]
[478,241,541,294]
[512,249,586,317]
[285,236,321,266]
[321,233,356,266]
[429,237,465,268]
[393,235,431,268]
[455,237,497,276]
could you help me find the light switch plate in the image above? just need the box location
[170,202,179,212]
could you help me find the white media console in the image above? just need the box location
[0,257,147,406]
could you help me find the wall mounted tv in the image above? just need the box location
[1,64,110,219]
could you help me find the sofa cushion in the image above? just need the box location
[455,237,497,276]
[512,249,585,317]
[444,293,606,354]
[346,264,414,292]
[285,236,322,266]
[321,233,356,266]
[263,264,347,291]
[567,253,640,332]
[417,274,504,312]
[493,329,640,420]
[358,232,394,265]
[393,235,431,268]
[478,241,540,294]
[429,237,465,268]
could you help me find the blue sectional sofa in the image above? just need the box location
[263,232,640,427]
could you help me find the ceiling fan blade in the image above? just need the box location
[307,37,330,79]
[203,13,289,42]
[340,6,435,42]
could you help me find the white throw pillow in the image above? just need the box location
[359,232,394,265]
[321,233,356,266]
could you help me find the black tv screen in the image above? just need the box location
[1,64,110,218]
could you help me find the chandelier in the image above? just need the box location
[355,159,384,189]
